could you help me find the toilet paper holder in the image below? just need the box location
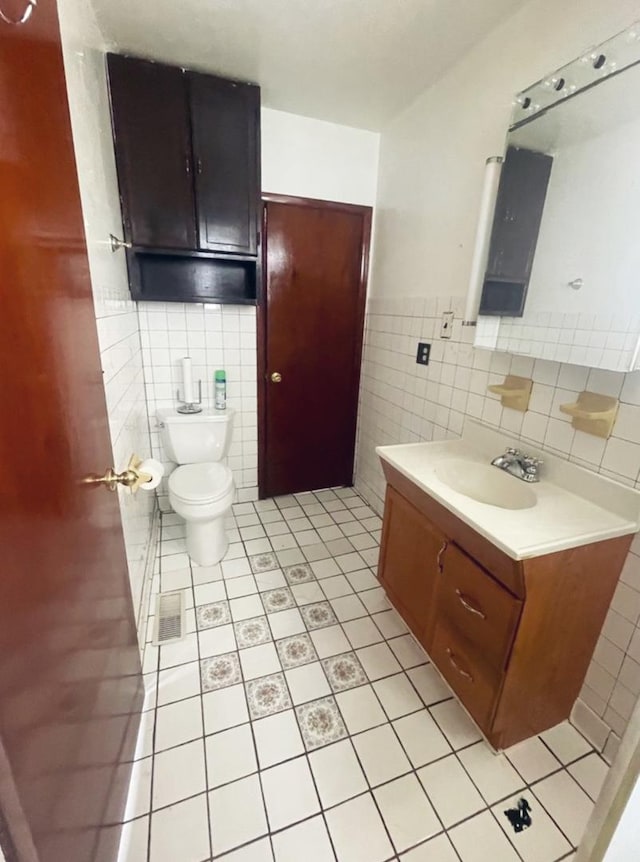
[83,454,155,493]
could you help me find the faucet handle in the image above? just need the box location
[506,447,520,456]
[523,455,543,476]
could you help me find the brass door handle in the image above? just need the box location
[83,455,152,493]
[270,372,282,383]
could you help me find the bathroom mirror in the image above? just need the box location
[474,24,640,372]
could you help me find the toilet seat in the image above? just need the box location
[169,462,234,505]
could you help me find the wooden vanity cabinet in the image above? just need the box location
[378,463,633,749]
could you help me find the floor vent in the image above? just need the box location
[153,590,185,645]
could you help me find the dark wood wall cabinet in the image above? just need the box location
[378,463,632,750]
[480,146,553,317]
[107,53,261,304]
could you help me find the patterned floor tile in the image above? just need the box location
[283,563,315,585]
[300,601,339,630]
[246,672,292,719]
[262,587,296,614]
[234,616,272,649]
[322,651,368,692]
[197,601,231,630]
[201,652,242,691]
[276,633,319,669]
[295,695,348,750]
[249,552,279,573]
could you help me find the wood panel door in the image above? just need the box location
[190,73,260,255]
[0,5,143,862]
[107,53,196,249]
[260,196,371,497]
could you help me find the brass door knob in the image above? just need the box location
[83,455,152,493]
[270,372,282,383]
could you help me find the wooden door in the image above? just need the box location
[190,73,260,255]
[260,196,371,497]
[0,6,143,862]
[378,488,446,646]
[107,53,196,249]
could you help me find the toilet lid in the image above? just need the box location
[169,462,234,503]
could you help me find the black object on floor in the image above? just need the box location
[504,797,532,833]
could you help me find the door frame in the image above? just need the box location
[257,193,373,499]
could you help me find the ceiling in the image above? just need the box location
[88,0,530,131]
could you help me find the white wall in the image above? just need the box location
[369,0,640,302]
[57,0,157,640]
[356,0,640,757]
[261,108,379,205]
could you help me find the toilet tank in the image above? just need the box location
[157,408,234,464]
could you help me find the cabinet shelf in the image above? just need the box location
[127,249,257,305]
[129,245,258,263]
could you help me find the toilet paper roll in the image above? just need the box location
[137,458,165,491]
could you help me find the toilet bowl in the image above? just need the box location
[168,462,235,566]
[158,408,235,567]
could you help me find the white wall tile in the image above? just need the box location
[59,5,156,638]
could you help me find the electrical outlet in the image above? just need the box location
[416,342,431,365]
[440,311,454,339]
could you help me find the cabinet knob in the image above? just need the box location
[270,372,282,384]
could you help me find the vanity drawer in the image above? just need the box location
[440,543,522,670]
[431,618,501,730]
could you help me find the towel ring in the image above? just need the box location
[0,0,36,25]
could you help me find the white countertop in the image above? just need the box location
[376,420,640,561]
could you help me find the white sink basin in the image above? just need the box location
[436,460,537,510]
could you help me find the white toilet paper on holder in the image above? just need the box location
[137,458,165,490]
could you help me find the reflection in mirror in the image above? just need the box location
[475,34,640,372]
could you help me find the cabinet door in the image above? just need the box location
[107,54,196,249]
[485,146,553,280]
[430,618,500,731]
[189,73,260,255]
[378,487,446,646]
[439,543,522,671]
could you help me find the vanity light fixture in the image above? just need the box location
[463,156,504,326]
[513,20,640,126]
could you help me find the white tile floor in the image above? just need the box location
[119,488,607,862]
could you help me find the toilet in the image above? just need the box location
[158,408,235,567]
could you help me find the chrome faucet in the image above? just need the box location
[491,448,543,483]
